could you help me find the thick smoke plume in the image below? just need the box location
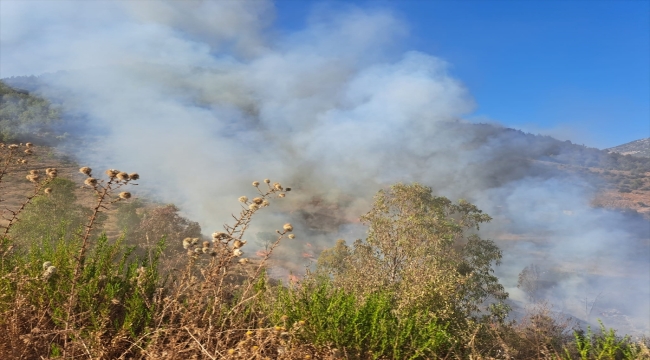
[1,0,647,335]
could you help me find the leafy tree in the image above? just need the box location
[317,183,509,324]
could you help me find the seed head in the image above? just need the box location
[8,144,18,150]
[24,149,33,155]
[249,203,259,211]
[191,238,199,245]
[45,266,56,274]
[273,182,283,190]
[194,248,201,254]
[288,234,295,239]
[79,167,92,176]
[29,169,40,175]
[119,192,132,199]
[212,232,227,240]
[264,179,270,184]
[42,261,52,271]
[238,196,248,203]
[283,223,293,232]
[25,142,33,148]
[128,173,140,180]
[233,240,245,249]
[44,188,53,194]
[84,177,98,187]
[252,181,260,187]
[46,168,57,178]
[26,174,40,183]
[202,241,211,248]
[252,197,263,205]
[116,172,129,181]
[105,169,119,178]
[202,247,210,254]
[262,200,270,207]
[233,249,243,257]
[238,258,249,265]
[278,193,285,198]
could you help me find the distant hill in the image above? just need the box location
[607,138,650,158]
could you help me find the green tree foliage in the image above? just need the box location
[317,183,509,324]
[0,81,61,142]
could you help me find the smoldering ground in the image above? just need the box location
[1,0,648,336]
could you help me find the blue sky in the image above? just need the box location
[276,0,649,149]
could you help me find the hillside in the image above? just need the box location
[607,137,650,158]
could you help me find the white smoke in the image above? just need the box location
[1,0,647,336]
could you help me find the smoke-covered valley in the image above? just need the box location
[1,0,648,336]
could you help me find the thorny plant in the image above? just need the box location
[0,143,56,237]
[141,179,303,359]
[62,166,139,356]
[0,143,57,262]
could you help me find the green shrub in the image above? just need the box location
[271,277,452,359]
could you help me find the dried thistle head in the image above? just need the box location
[278,193,286,198]
[116,172,130,181]
[118,192,132,199]
[238,196,249,203]
[233,249,243,257]
[262,199,270,207]
[252,181,260,187]
[46,168,57,178]
[84,177,98,187]
[79,167,92,176]
[25,142,33,148]
[29,169,40,175]
[42,261,52,271]
[202,241,211,248]
[264,179,271,184]
[288,234,295,239]
[283,223,293,232]
[8,144,18,150]
[212,232,227,241]
[202,247,210,254]
[238,258,249,265]
[191,238,199,245]
[24,149,33,155]
[26,174,40,183]
[249,203,259,211]
[182,238,192,249]
[44,187,53,195]
[105,169,119,178]
[273,182,283,191]
[252,197,263,205]
[128,173,140,180]
[233,239,246,249]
